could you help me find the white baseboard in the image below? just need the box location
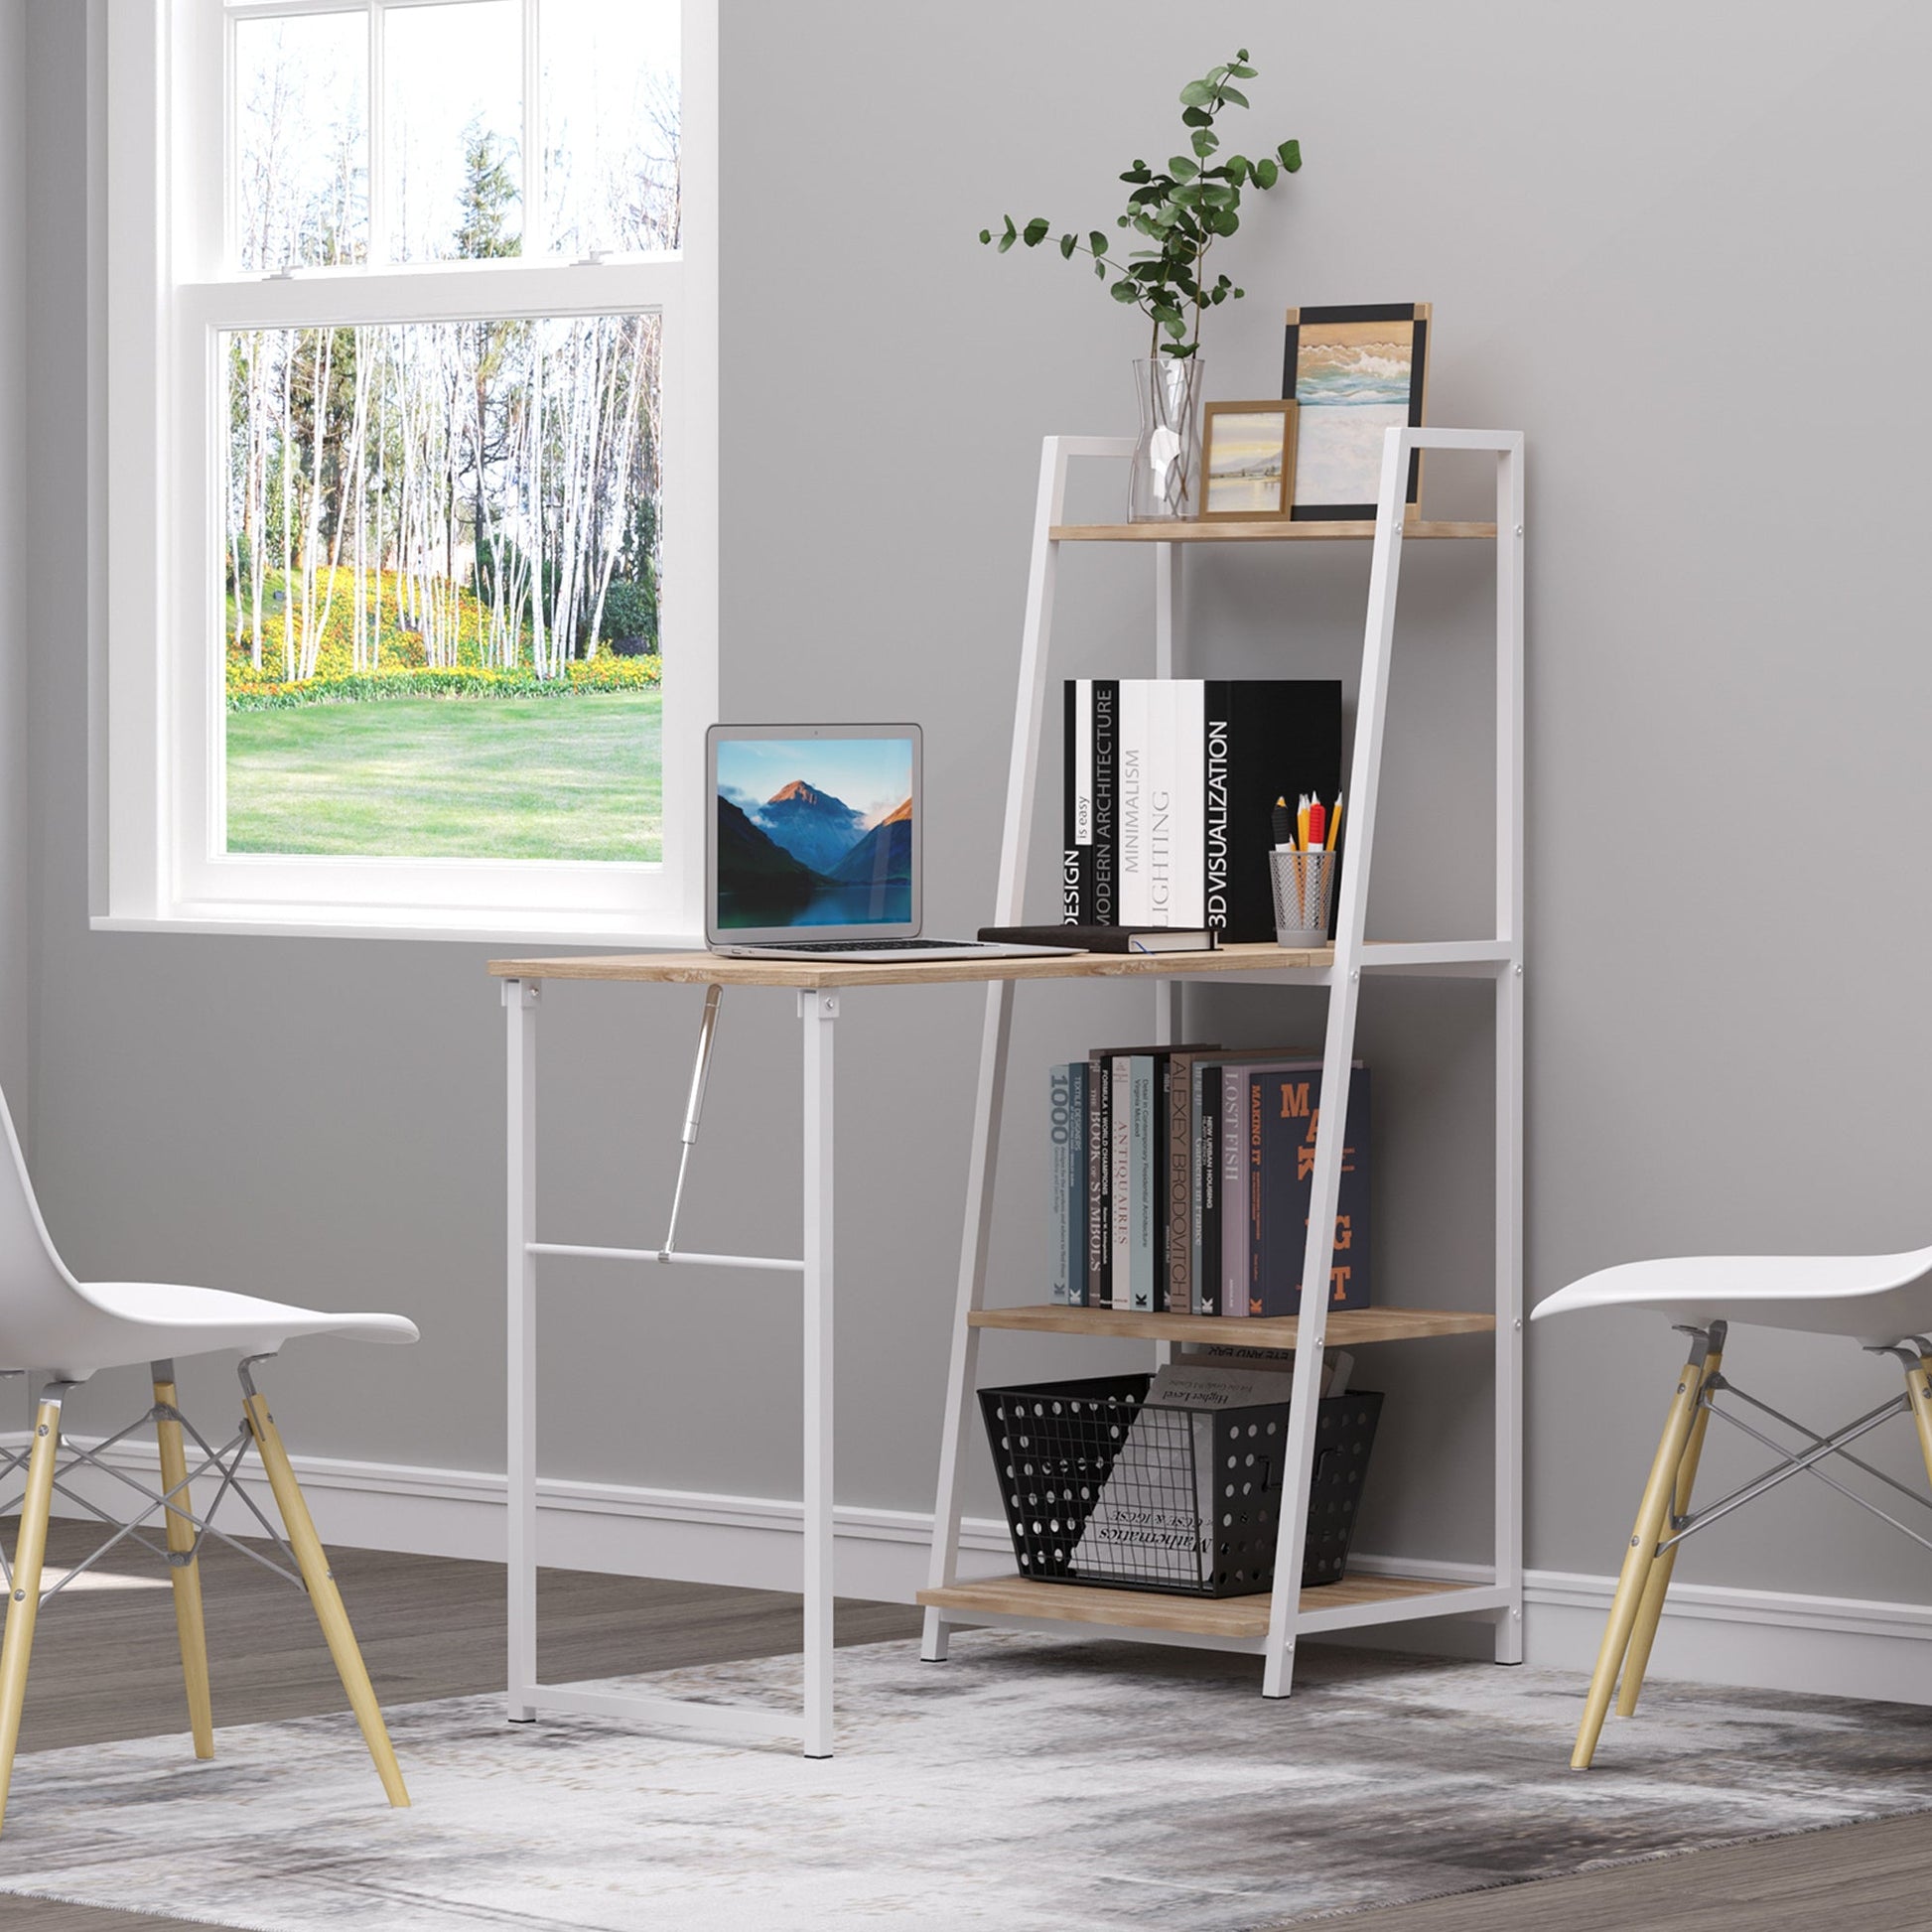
[23,1433,1932,1708]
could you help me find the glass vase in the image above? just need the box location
[1128,355,1203,521]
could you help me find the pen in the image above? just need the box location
[1272,796,1291,849]
[1308,797,1326,850]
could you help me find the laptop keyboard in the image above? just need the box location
[755,937,983,953]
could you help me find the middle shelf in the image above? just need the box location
[969,1306,1496,1347]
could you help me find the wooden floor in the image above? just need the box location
[0,1518,1927,1931]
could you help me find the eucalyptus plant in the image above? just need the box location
[980,51,1302,361]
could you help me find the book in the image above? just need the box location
[1174,1342,1356,1396]
[1061,678,1342,940]
[1091,679,1118,925]
[1065,679,1091,924]
[1085,1046,1111,1306]
[978,923,1219,954]
[1194,1062,1221,1314]
[1065,1061,1088,1308]
[1127,1055,1157,1311]
[1203,1052,1322,1319]
[1250,1063,1371,1316]
[1110,1055,1133,1307]
[1046,1063,1088,1306]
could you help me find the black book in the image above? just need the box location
[1091,679,1118,926]
[1251,1064,1371,1316]
[1197,1063,1222,1316]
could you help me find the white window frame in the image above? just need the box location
[97,0,718,941]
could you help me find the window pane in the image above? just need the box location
[219,314,664,862]
[542,0,681,254]
[384,0,523,262]
[233,12,369,270]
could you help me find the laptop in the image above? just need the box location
[706,723,1076,961]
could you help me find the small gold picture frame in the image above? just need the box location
[1198,400,1298,521]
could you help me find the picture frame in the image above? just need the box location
[1198,400,1299,521]
[1280,303,1431,522]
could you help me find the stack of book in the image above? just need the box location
[1048,1044,1369,1316]
[1062,678,1341,942]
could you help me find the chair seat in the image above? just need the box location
[1532,1248,1932,1342]
[4,1282,418,1380]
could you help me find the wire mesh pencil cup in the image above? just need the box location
[1270,847,1337,946]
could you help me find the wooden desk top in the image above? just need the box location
[487,940,1331,991]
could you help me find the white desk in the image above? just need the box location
[488,940,1336,1755]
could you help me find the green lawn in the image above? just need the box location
[225,692,662,862]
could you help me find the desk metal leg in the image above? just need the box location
[800,991,837,1758]
[504,978,540,1723]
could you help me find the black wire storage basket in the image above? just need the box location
[980,1372,1381,1597]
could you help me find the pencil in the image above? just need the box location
[1326,792,1344,852]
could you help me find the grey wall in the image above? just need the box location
[15,0,1932,1606]
[0,0,25,1126]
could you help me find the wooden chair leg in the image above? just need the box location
[0,1386,69,1834]
[241,1381,409,1808]
[151,1363,214,1759]
[1616,1323,1725,1718]
[1902,1350,1932,1496]
[1571,1331,1710,1770]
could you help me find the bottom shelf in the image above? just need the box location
[919,1571,1502,1646]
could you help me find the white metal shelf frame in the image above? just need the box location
[918,425,1527,1696]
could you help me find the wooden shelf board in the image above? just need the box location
[918,1572,1468,1639]
[1050,519,1497,544]
[489,939,1325,988]
[968,1305,1495,1346]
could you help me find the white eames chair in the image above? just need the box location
[1534,1244,1932,1771]
[0,1086,418,1830]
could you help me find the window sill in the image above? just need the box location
[90,909,705,948]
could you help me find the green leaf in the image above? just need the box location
[978,228,992,244]
[1178,79,1216,106]
[1110,280,1141,303]
[1220,85,1249,108]
[1224,154,1251,184]
[1059,232,1076,258]
[1209,286,1226,304]
[1191,128,1220,158]
[1022,217,1049,246]
[1230,62,1256,77]
[1168,156,1199,180]
[1093,261,1107,279]
[1164,315,1187,341]
[1181,106,1212,128]
[1004,214,1017,235]
[1279,138,1303,172]
[1232,286,1245,299]
[1254,158,1279,189]
[997,231,1015,253]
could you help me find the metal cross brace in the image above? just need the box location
[0,1397,306,1608]
[1657,1377,1919,1557]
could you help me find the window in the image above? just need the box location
[101,0,718,937]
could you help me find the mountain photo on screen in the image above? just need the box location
[1285,306,1430,516]
[715,736,915,929]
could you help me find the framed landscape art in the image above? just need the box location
[1199,400,1298,520]
[1281,303,1431,521]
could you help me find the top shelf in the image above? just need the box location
[1050,519,1498,543]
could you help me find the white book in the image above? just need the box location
[1169,679,1205,924]
[1117,680,1148,923]
[1145,681,1175,927]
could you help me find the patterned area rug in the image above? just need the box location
[1,1632,1931,1930]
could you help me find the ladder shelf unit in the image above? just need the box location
[916,426,1525,1698]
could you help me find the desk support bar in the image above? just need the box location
[799,990,837,1757]
[661,984,723,1259]
[526,1242,804,1274]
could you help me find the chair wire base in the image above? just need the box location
[0,1405,304,1607]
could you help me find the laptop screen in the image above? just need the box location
[709,725,920,935]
